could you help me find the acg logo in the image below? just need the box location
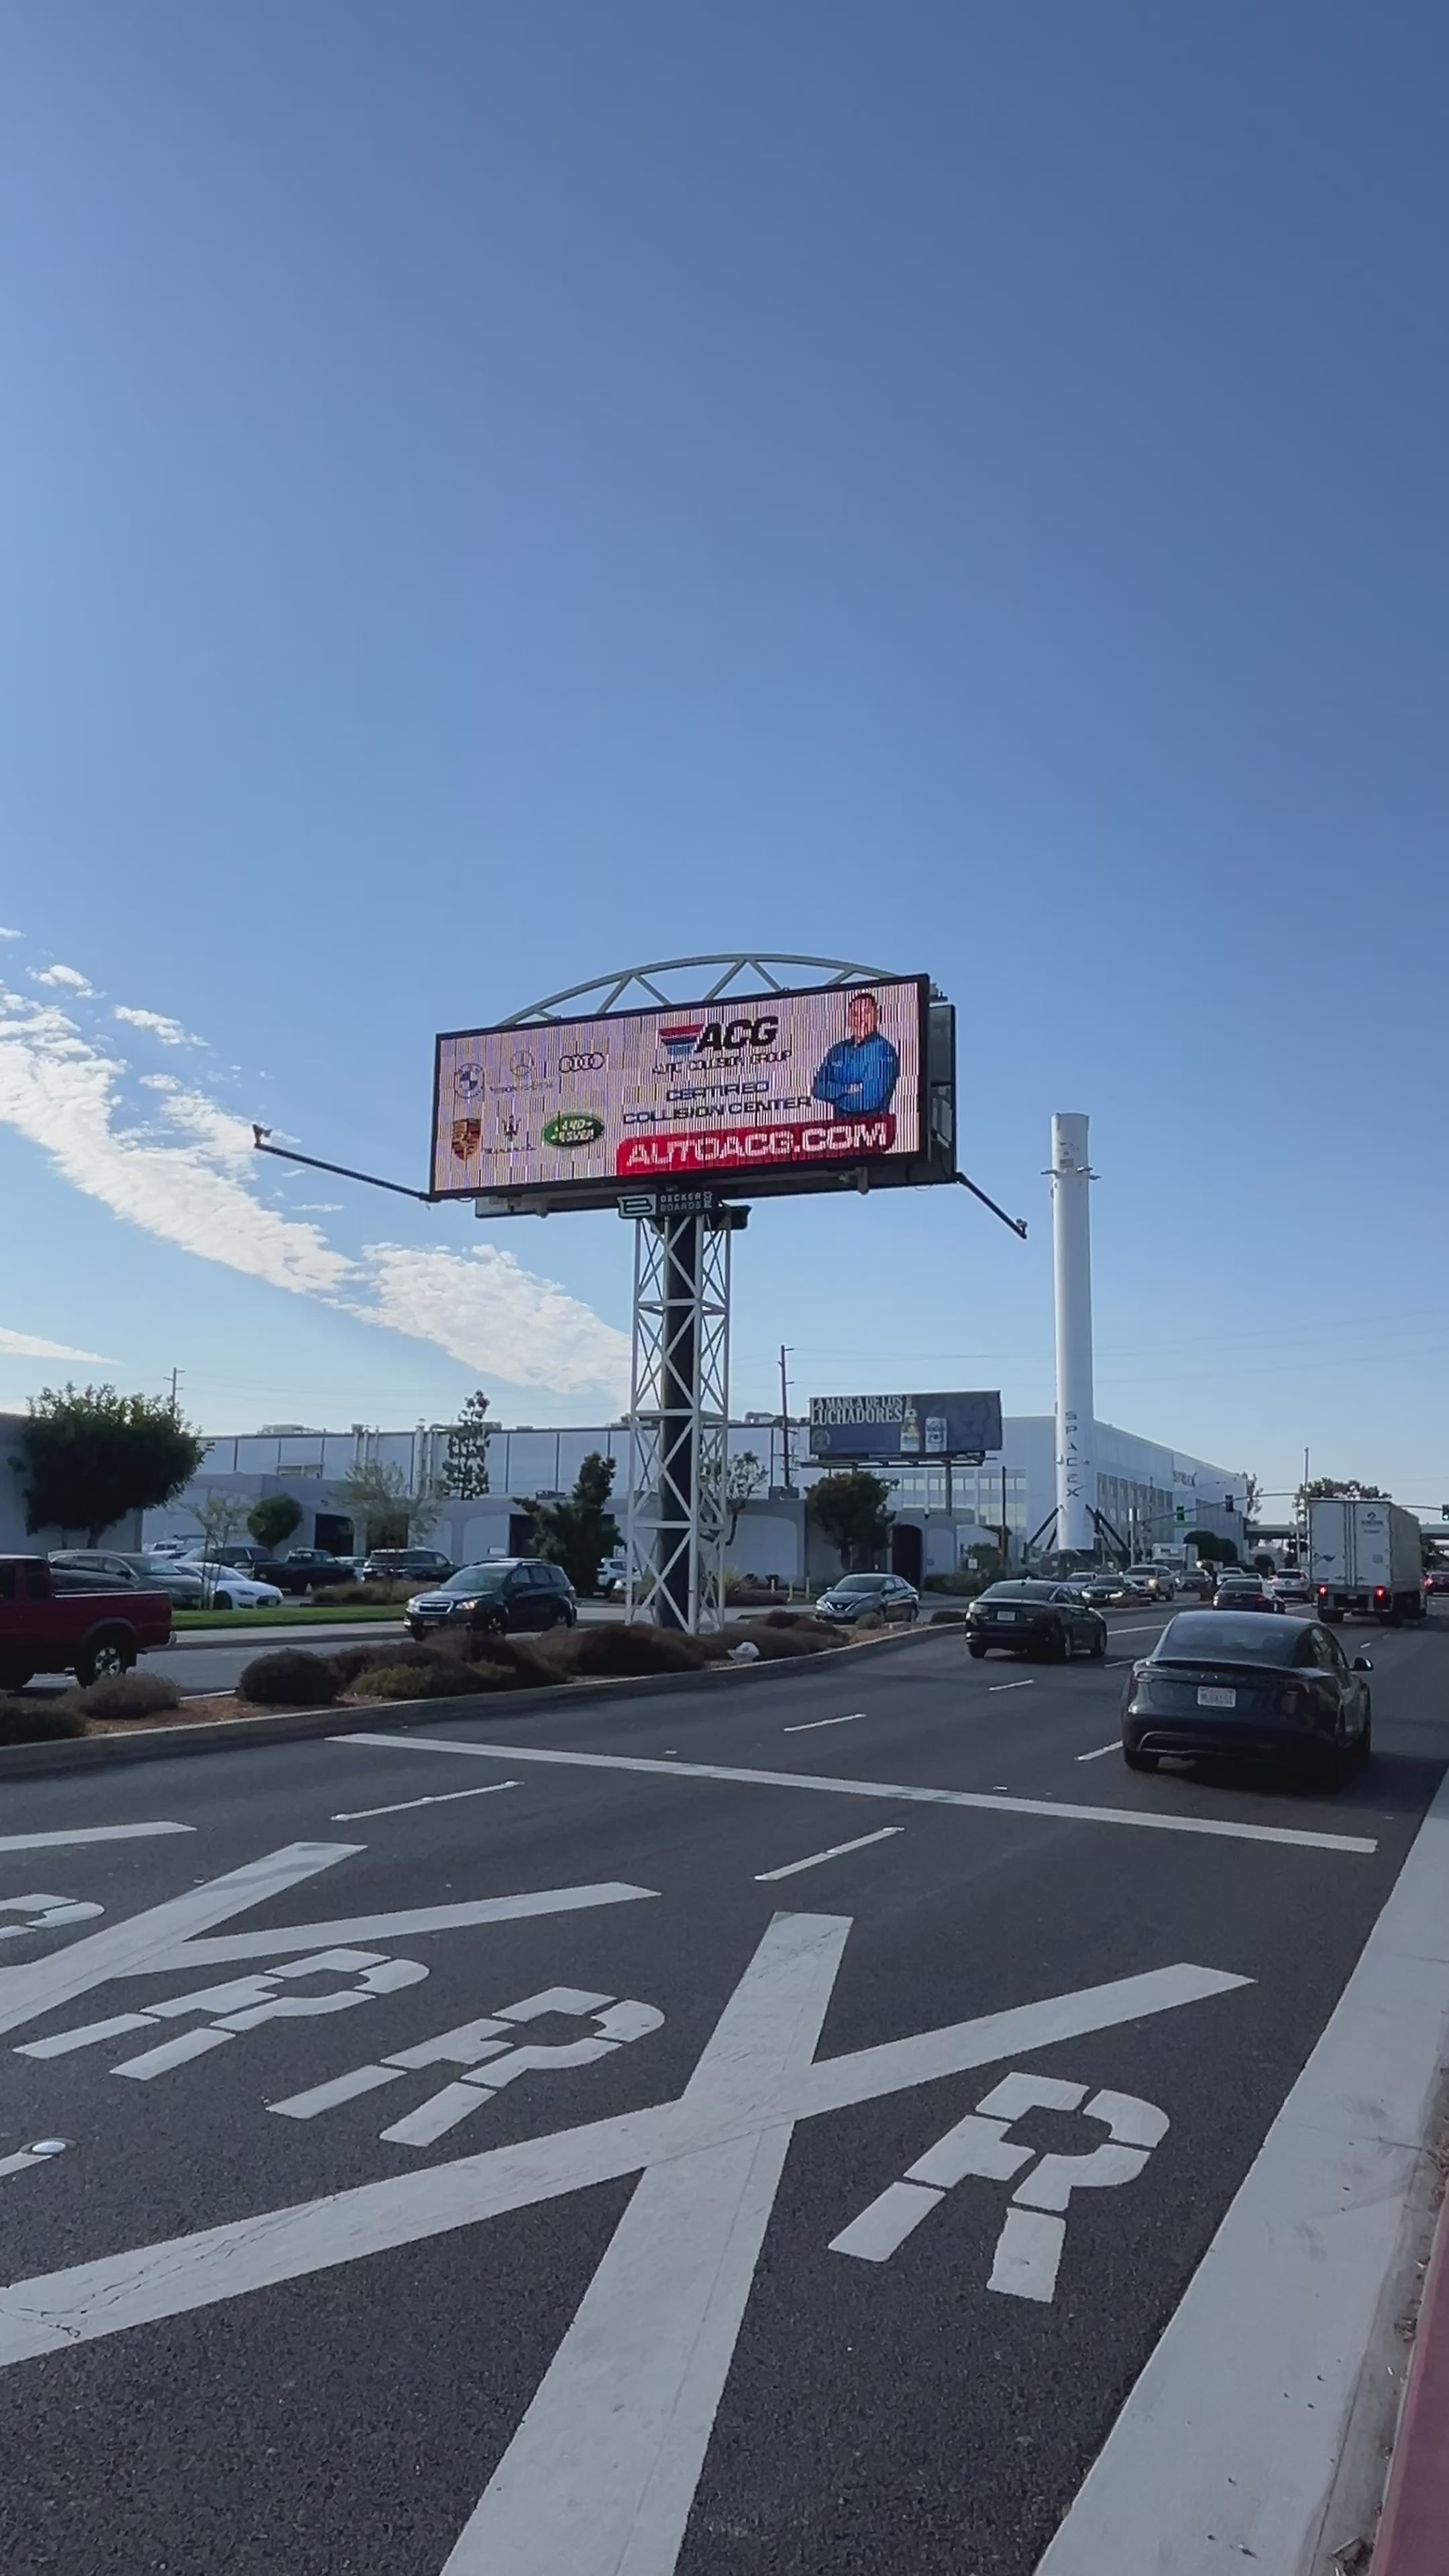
[659,1016,780,1060]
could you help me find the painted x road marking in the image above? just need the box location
[0,1914,1250,2576]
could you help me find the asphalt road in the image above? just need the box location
[1,1608,1446,2575]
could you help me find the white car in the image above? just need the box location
[171,1559,284,1610]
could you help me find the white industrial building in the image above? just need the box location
[140,1411,1246,1589]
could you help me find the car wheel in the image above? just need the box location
[1123,1746,1159,1772]
[1356,1709,1372,1762]
[1088,1627,1107,1660]
[967,1639,986,1659]
[0,1662,34,1692]
[77,1635,133,1687]
[407,1623,427,1642]
[1047,1627,1070,1663]
[215,1592,236,1610]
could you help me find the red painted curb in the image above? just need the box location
[1373,2174,1449,2575]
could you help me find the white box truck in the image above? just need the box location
[1309,1497,1425,1625]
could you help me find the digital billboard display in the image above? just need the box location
[808,1391,1004,1464]
[431,978,930,1205]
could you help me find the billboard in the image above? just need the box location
[431,978,931,1205]
[808,1391,1004,1464]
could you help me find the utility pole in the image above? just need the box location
[779,1344,794,1493]
[168,1368,182,1415]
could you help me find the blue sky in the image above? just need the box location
[1,2,1445,1517]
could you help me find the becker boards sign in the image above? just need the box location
[430,979,930,1204]
[808,1391,1004,1464]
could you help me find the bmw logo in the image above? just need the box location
[454,1063,484,1099]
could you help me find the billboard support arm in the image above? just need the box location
[955,1171,1028,1240]
[250,1128,435,1205]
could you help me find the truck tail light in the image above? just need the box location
[1374,1586,1387,1601]
[1317,1584,1329,1599]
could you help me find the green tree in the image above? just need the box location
[247,1493,304,1551]
[336,1458,443,1550]
[1296,1475,1385,1515]
[1241,1471,1263,1532]
[723,1450,765,1545]
[441,1391,492,1500]
[19,1383,206,1545]
[526,1452,621,1595]
[806,1470,894,1570]
[1185,1527,1240,1566]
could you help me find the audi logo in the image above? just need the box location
[559,1052,606,1073]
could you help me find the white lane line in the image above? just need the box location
[331,1781,519,1822]
[0,1957,1246,2369]
[0,1843,358,2042]
[988,1680,1035,1694]
[755,1826,903,1882]
[440,1913,851,2576]
[336,1733,1378,1856]
[782,1713,863,1733]
[1034,1765,1449,2575]
[0,1823,193,1853]
[1076,1742,1120,1762]
[147,1881,657,1972]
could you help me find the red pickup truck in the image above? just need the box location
[0,1556,173,1690]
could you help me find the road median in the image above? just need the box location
[0,1620,945,1779]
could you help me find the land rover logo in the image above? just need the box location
[543,1112,606,1149]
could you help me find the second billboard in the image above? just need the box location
[808,1391,1004,1463]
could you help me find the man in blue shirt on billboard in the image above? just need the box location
[811,991,900,1116]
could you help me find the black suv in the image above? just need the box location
[406,1558,577,1640]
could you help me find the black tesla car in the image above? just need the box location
[1120,1610,1371,1782]
[965,1580,1108,1662]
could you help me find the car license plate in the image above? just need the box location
[994,1609,1016,1623]
[1197,1686,1236,1709]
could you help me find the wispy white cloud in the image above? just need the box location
[29,963,93,993]
[0,1324,113,1362]
[0,928,21,941]
[0,977,631,1399]
[113,1005,202,1047]
[352,1242,630,1395]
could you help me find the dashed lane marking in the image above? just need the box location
[331,1782,520,1822]
[988,1680,1035,1694]
[755,1827,903,1882]
[1076,1743,1120,1762]
[783,1713,863,1733]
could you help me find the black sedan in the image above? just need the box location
[407,1558,577,1640]
[1077,1574,1130,1607]
[1121,1611,1371,1782]
[814,1574,919,1627]
[965,1580,1108,1662]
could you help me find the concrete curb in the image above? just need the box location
[0,1621,947,1782]
[1372,2165,1449,2576]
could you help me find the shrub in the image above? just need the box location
[329,1638,460,1690]
[540,1622,722,1680]
[0,1697,89,1744]
[350,1662,516,1703]
[928,1607,971,1625]
[61,1671,182,1723]
[237,1648,339,1708]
